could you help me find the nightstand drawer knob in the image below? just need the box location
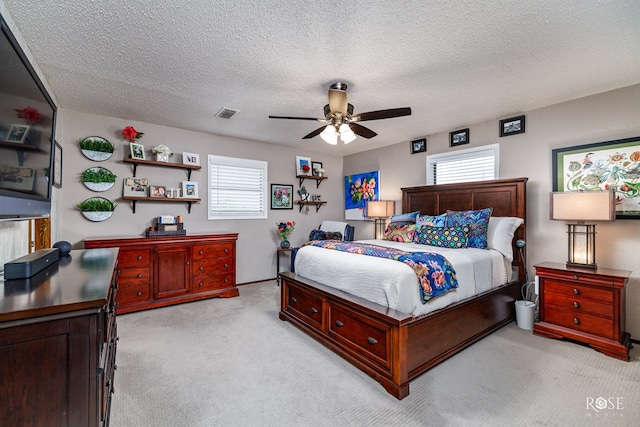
[573,275,578,280]
[137,273,142,278]
[136,291,142,296]
[137,255,143,260]
[291,297,298,303]
[572,288,580,295]
[573,317,580,324]
[310,307,318,314]
[573,301,580,308]
[335,320,344,327]
[199,250,204,255]
[367,337,378,345]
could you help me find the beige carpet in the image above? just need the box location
[110,281,639,427]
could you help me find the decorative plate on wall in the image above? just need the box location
[81,167,117,192]
[79,136,115,161]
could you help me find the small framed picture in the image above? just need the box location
[410,138,426,154]
[150,185,167,197]
[499,115,525,137]
[311,161,323,175]
[296,155,312,176]
[271,184,293,209]
[0,166,35,191]
[6,124,30,143]
[450,128,469,147]
[123,177,149,196]
[182,181,199,198]
[130,142,146,160]
[53,141,62,188]
[182,152,200,166]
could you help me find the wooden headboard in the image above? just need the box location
[401,177,528,283]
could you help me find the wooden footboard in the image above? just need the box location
[279,271,521,399]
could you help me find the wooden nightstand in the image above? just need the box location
[533,262,631,361]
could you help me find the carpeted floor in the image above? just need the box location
[110,281,639,427]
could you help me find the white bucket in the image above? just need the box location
[515,300,536,330]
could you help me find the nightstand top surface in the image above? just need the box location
[534,261,631,279]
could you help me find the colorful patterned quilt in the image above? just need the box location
[303,241,458,303]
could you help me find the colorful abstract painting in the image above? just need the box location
[344,170,380,220]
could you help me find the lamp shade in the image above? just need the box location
[550,191,615,221]
[364,200,395,218]
[320,125,338,145]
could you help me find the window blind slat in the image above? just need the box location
[426,144,499,185]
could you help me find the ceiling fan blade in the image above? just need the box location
[268,115,323,121]
[302,126,327,139]
[349,123,377,139]
[353,107,412,122]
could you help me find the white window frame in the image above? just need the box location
[426,143,499,185]
[208,155,268,220]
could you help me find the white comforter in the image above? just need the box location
[294,239,511,317]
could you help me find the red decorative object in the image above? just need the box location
[122,125,144,142]
[301,164,310,173]
[15,106,40,124]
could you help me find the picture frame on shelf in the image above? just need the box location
[311,161,323,175]
[450,128,469,147]
[552,135,640,219]
[182,152,200,166]
[499,115,525,137]
[130,142,145,160]
[5,124,29,143]
[0,165,36,191]
[182,181,199,198]
[150,185,167,197]
[410,138,426,154]
[53,141,62,188]
[271,184,293,209]
[123,177,149,196]
[296,155,312,176]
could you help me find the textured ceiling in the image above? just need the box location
[3,0,640,155]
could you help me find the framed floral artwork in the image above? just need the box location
[271,184,293,209]
[344,170,380,220]
[296,155,312,176]
[552,136,640,219]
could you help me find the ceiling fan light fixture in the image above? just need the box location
[320,125,338,145]
[339,124,356,144]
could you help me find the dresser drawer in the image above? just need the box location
[192,258,233,275]
[117,267,150,286]
[193,273,235,292]
[544,307,614,339]
[117,284,151,304]
[544,279,613,303]
[286,283,324,330]
[192,243,233,260]
[544,293,613,318]
[118,249,152,267]
[328,303,390,369]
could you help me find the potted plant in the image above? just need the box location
[76,197,116,222]
[79,136,115,161]
[152,144,172,162]
[81,167,117,192]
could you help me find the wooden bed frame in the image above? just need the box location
[279,177,527,399]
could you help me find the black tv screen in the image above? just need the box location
[0,15,57,220]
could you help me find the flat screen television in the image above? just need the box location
[0,14,57,220]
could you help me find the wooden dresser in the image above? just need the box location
[0,248,119,426]
[533,262,631,361]
[84,234,238,313]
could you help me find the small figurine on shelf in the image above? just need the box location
[297,186,309,201]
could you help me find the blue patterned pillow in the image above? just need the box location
[382,224,416,242]
[416,213,447,228]
[309,229,342,240]
[389,211,419,224]
[445,208,493,249]
[414,225,470,248]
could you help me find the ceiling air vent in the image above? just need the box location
[215,107,239,119]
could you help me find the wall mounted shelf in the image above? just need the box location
[121,195,201,214]
[294,200,326,213]
[123,157,202,180]
[296,175,327,188]
[0,141,42,166]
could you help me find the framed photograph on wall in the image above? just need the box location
[5,124,29,143]
[130,142,145,160]
[296,155,312,176]
[311,161,323,175]
[182,181,199,198]
[53,141,62,188]
[182,152,200,166]
[410,138,426,154]
[552,136,640,219]
[450,128,469,147]
[271,184,293,209]
[499,115,525,137]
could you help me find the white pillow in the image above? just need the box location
[319,221,350,235]
[486,216,523,262]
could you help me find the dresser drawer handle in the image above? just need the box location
[367,337,378,345]
[199,282,203,287]
[224,278,228,283]
[199,250,204,255]
[186,261,190,265]
[136,291,142,297]
[335,320,344,327]
[573,301,580,309]
[199,266,204,271]
[224,248,229,253]
[573,318,580,325]
[136,273,142,278]
[137,255,143,260]
[572,288,580,295]
[310,307,318,314]
[224,263,228,268]
[291,297,298,303]
[573,275,579,280]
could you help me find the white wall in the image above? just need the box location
[55,110,345,284]
[344,84,640,337]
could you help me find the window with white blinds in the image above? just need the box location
[208,155,268,220]
[426,144,499,185]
